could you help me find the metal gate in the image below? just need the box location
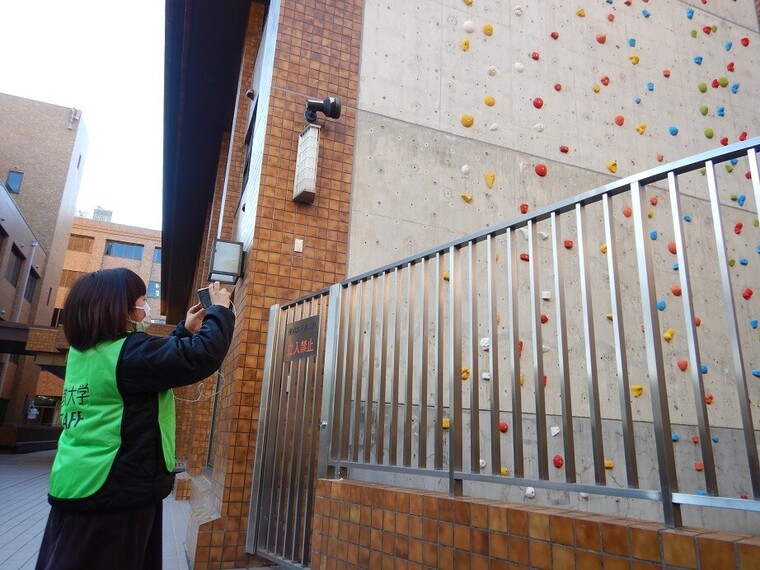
[246,290,332,568]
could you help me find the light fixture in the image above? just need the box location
[293,123,321,203]
[208,239,244,284]
[304,96,341,123]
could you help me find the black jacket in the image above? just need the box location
[48,305,234,512]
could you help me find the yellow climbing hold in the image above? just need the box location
[484,95,495,107]
[496,312,501,323]
[600,243,608,254]
[443,271,450,281]
[462,0,472,5]
[576,8,586,17]
[604,459,614,469]
[636,123,647,135]
[519,373,525,386]
[631,385,644,397]
[647,208,654,219]
[606,313,614,321]
[500,467,510,476]
[461,38,470,52]
[461,114,474,127]
[462,367,471,380]
[663,328,674,342]
[593,84,601,93]
[607,161,617,173]
[461,193,473,203]
[484,172,495,188]
[442,417,451,429]
[629,55,640,65]
[483,24,493,36]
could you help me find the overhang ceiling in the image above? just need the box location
[161,0,254,322]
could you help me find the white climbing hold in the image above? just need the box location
[538,231,549,240]
[525,487,536,499]
[489,123,499,131]
[550,426,560,437]
[487,65,498,76]
[541,290,551,300]
[463,20,475,33]
[580,492,590,500]
[482,371,491,380]
[533,123,545,132]
[513,6,524,16]
[479,337,490,351]
[461,164,471,175]
[514,62,525,72]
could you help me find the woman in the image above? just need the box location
[36,268,234,570]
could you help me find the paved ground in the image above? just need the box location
[0,450,191,570]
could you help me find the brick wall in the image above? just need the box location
[311,480,760,570]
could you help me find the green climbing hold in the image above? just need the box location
[704,127,714,139]
[699,105,708,115]
[719,77,729,87]
[690,30,698,38]
[726,165,734,173]
[698,82,708,93]
[729,258,736,267]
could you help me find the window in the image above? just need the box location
[51,308,64,327]
[60,269,86,288]
[24,270,39,303]
[105,240,143,260]
[153,248,162,263]
[4,246,24,287]
[6,171,23,193]
[147,281,161,298]
[68,234,94,253]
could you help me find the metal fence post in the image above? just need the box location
[318,284,343,478]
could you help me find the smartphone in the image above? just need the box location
[198,287,212,309]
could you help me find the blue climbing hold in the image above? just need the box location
[697,490,708,496]
[657,300,666,311]
[752,370,760,378]
[731,83,740,94]
[725,41,733,51]
[711,437,719,443]
[738,195,746,206]
[629,38,636,47]
[634,97,641,104]
[672,433,680,442]
[686,8,694,19]
[606,0,613,3]
[668,126,679,136]
[694,56,703,65]
[730,158,739,166]
[751,320,758,329]
[647,82,654,91]
[684,214,692,222]
[701,364,708,374]
[757,245,760,255]
[649,230,658,240]
[642,9,650,18]
[673,262,679,271]
[716,106,725,117]
[740,258,748,265]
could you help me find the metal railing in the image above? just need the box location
[315,137,760,528]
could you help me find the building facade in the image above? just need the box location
[161,1,760,567]
[35,216,166,416]
[0,92,86,429]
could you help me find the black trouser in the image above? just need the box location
[36,501,163,570]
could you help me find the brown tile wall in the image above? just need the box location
[184,0,363,567]
[311,479,760,570]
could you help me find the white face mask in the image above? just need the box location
[129,303,151,332]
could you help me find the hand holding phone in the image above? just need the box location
[198,282,232,309]
[198,287,212,309]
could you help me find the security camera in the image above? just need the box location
[304,96,341,123]
[245,89,255,101]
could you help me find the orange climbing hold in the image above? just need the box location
[671,285,682,296]
[705,393,714,405]
[614,115,624,126]
[623,206,632,218]
[678,360,688,372]
[668,242,677,255]
[694,316,701,327]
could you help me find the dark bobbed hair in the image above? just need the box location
[62,268,147,351]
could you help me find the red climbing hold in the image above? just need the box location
[540,314,549,324]
[694,316,701,327]
[564,240,573,249]
[551,31,559,40]
[711,79,720,88]
[671,285,682,296]
[596,34,607,44]
[656,154,664,162]
[520,203,529,214]
[533,97,544,109]
[741,37,750,47]
[746,171,752,179]
[720,137,729,146]
[535,164,548,177]
[678,360,688,371]
[743,288,753,300]
[553,455,564,468]
[499,421,509,433]
[623,206,632,218]
[702,26,712,35]
[650,196,658,206]
[704,393,714,405]
[614,115,625,126]
[734,222,743,234]
[600,75,610,86]
[554,83,562,91]
[667,242,677,255]
[520,253,530,262]
[663,69,671,78]
[691,435,700,444]
[559,145,569,153]
[607,13,615,22]
[531,51,540,60]
[739,131,748,141]
[695,461,704,472]
[727,62,735,72]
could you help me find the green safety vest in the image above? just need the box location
[49,338,176,499]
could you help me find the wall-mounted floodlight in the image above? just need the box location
[208,239,244,284]
[304,96,341,123]
[293,124,321,203]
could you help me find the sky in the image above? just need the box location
[0,1,165,230]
